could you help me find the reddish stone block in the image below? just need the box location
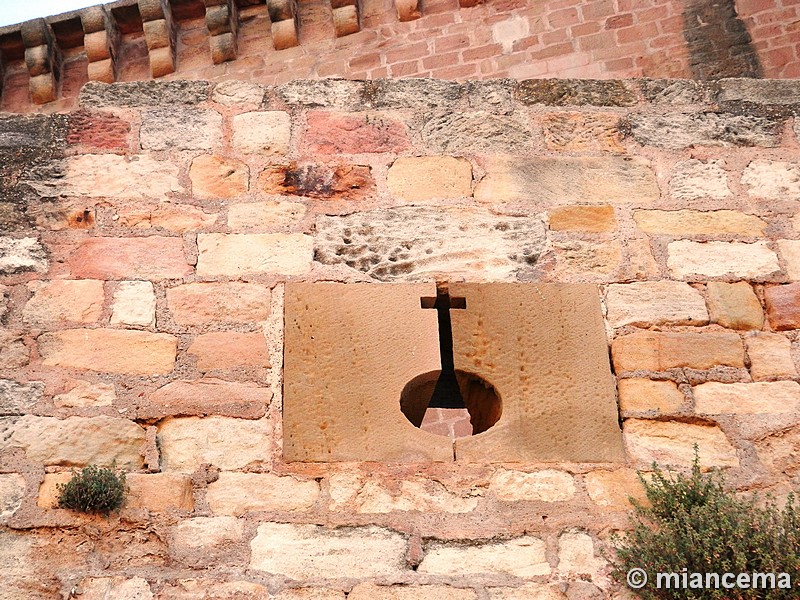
[605,14,633,29]
[304,112,411,154]
[765,284,800,330]
[68,237,192,281]
[260,162,374,200]
[67,109,131,150]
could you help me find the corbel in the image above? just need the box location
[21,18,62,104]
[395,0,421,22]
[138,0,177,77]
[204,0,239,64]
[81,6,121,83]
[266,0,299,50]
[331,0,360,37]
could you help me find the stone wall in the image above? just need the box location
[1,77,800,598]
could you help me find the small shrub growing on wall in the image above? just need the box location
[611,451,800,599]
[56,465,127,515]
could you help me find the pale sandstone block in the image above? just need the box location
[584,470,645,508]
[187,332,269,371]
[552,240,622,278]
[53,380,115,408]
[612,331,744,372]
[634,210,766,236]
[68,237,192,281]
[490,469,575,502]
[486,585,566,600]
[169,516,244,567]
[117,203,218,233]
[157,579,271,599]
[140,378,271,420]
[273,589,344,600]
[39,329,177,375]
[167,282,271,326]
[37,472,73,508]
[605,281,708,328]
[0,474,26,519]
[212,81,266,106]
[746,332,798,380]
[706,281,764,330]
[354,479,478,514]
[694,381,800,414]
[0,531,37,598]
[419,537,550,577]
[617,379,684,413]
[206,473,319,515]
[126,473,194,512]
[250,523,407,579]
[742,160,800,200]
[23,280,104,325]
[1,415,145,468]
[667,241,779,279]
[158,416,271,472]
[140,109,223,151]
[190,155,249,199]
[623,237,659,280]
[548,205,616,232]
[349,584,477,600]
[227,201,306,231]
[541,112,624,153]
[387,156,473,201]
[80,577,153,600]
[0,379,44,416]
[0,237,48,275]
[669,160,731,200]
[197,233,313,277]
[110,281,156,327]
[756,425,800,478]
[623,419,739,468]
[557,531,606,575]
[778,240,800,281]
[420,111,533,154]
[232,111,291,155]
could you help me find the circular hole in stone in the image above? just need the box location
[400,370,502,439]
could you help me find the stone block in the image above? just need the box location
[212,81,266,106]
[187,332,269,371]
[157,416,271,472]
[53,380,115,408]
[0,474,26,519]
[363,80,463,110]
[0,237,48,274]
[515,79,637,106]
[140,378,271,420]
[0,379,45,416]
[612,331,744,372]
[206,473,319,515]
[157,579,271,599]
[541,112,624,153]
[35,472,71,508]
[315,207,545,281]
[584,469,645,508]
[169,516,244,567]
[474,157,659,206]
[68,236,191,281]
[110,281,156,327]
[548,205,616,232]
[667,241,779,279]
[277,79,366,110]
[80,81,210,108]
[741,160,800,200]
[304,111,410,154]
[421,112,533,154]
[778,240,800,281]
[23,280,104,326]
[746,332,798,381]
[260,162,373,200]
[552,240,623,279]
[669,160,731,200]
[694,381,800,415]
[490,469,575,502]
[227,201,306,231]
[352,480,478,514]
[419,537,550,577]
[140,109,222,151]
[231,111,291,155]
[557,532,605,576]
[0,415,145,468]
[79,578,153,600]
[706,281,764,330]
[486,585,566,600]
[764,284,800,330]
[39,329,177,375]
[167,282,271,326]
[349,585,477,600]
[250,524,407,578]
[67,110,130,150]
[190,154,249,199]
[623,419,739,468]
[605,281,708,328]
[756,425,800,478]
[196,233,313,277]
[116,203,218,233]
[717,79,800,105]
[0,331,29,370]
[626,112,781,149]
[386,156,472,201]
[126,473,194,512]
[617,379,684,414]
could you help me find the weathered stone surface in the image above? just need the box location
[474,157,659,205]
[617,379,684,414]
[53,379,115,408]
[68,237,191,281]
[717,79,800,105]
[273,589,344,600]
[141,109,222,151]
[305,111,410,154]
[386,156,472,201]
[0,415,145,468]
[169,516,244,567]
[557,532,605,575]
[349,584,477,600]
[206,473,319,515]
[633,210,766,237]
[778,240,800,281]
[421,112,532,154]
[116,203,218,232]
[694,381,800,415]
[0,379,44,416]
[764,284,800,330]
[158,416,271,472]
[260,162,373,200]
[250,524,407,578]
[187,332,269,371]
[486,584,566,600]
[670,160,731,200]
[542,112,624,153]
[623,419,739,468]
[612,331,744,372]
[157,579,271,599]
[756,425,800,477]
[0,237,48,274]
[364,79,463,110]
[30,154,182,198]
[190,155,249,199]
[707,281,764,330]
[516,79,637,106]
[551,240,622,278]
[490,469,575,502]
[584,470,645,508]
[232,111,291,155]
[167,282,271,326]
[746,332,798,381]
[419,537,550,577]
[667,241,779,279]
[548,205,615,232]
[605,282,708,328]
[0,286,7,320]
[741,160,800,200]
[23,280,104,325]
[0,474,26,519]
[315,207,545,281]
[140,378,271,419]
[227,201,306,231]
[80,577,154,600]
[79,81,211,107]
[626,113,781,149]
[352,480,478,514]
[37,472,74,508]
[39,329,177,375]
[212,81,266,106]
[197,233,312,277]
[110,281,156,327]
[125,473,194,512]
[0,331,29,369]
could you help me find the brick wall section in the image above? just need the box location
[2,77,800,597]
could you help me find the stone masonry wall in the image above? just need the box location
[2,77,800,598]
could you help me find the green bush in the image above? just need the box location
[611,450,800,599]
[56,465,127,515]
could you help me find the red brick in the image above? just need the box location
[422,51,460,70]
[570,21,602,37]
[69,237,191,281]
[616,22,659,44]
[462,43,504,61]
[67,110,130,150]
[385,42,430,64]
[580,0,615,20]
[435,34,471,53]
[431,63,478,78]
[546,7,580,29]
[512,35,541,52]
[188,331,270,371]
[349,53,382,71]
[738,0,786,15]
[636,5,670,23]
[304,112,411,154]
[605,14,633,29]
[389,60,422,77]
[531,41,575,59]
[765,284,800,331]
[541,29,571,45]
